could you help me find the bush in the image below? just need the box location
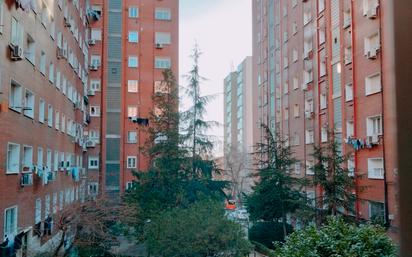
[275,216,397,257]
[249,221,293,250]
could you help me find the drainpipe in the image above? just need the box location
[376,0,390,228]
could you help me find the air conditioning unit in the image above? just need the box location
[367,7,378,19]
[57,48,64,59]
[9,44,23,61]
[87,89,95,96]
[86,140,96,148]
[21,173,33,186]
[88,39,96,46]
[371,134,380,144]
[89,64,99,71]
[155,43,164,49]
[367,48,378,59]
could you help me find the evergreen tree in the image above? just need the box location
[246,124,305,237]
[180,45,227,202]
[311,131,356,220]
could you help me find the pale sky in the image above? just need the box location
[179,0,252,156]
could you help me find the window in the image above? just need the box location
[35,198,42,223]
[90,80,101,91]
[293,104,299,118]
[284,108,289,121]
[11,17,24,47]
[40,51,46,75]
[55,111,60,130]
[155,8,171,20]
[368,201,384,221]
[305,98,314,114]
[88,182,98,195]
[155,32,171,44]
[47,104,53,127]
[347,121,354,137]
[126,182,134,190]
[90,55,101,67]
[319,27,326,45]
[4,206,18,238]
[39,99,45,123]
[129,6,139,18]
[23,89,35,118]
[292,49,298,62]
[127,156,137,169]
[128,56,138,68]
[61,114,65,133]
[292,22,298,35]
[320,60,326,77]
[318,0,325,12]
[345,83,353,101]
[22,146,33,170]
[155,57,171,69]
[128,80,138,93]
[54,151,59,172]
[127,131,137,143]
[366,115,382,136]
[294,162,301,175]
[364,33,380,57]
[128,106,138,118]
[25,34,36,64]
[293,77,299,90]
[306,159,315,175]
[365,73,381,95]
[37,147,43,168]
[52,193,57,214]
[55,69,61,89]
[128,31,138,43]
[91,28,102,41]
[90,106,100,117]
[345,47,352,64]
[321,127,328,142]
[44,194,50,219]
[320,93,327,109]
[363,0,379,16]
[49,63,54,83]
[368,158,384,179]
[7,143,20,174]
[348,155,355,176]
[88,157,99,169]
[9,81,22,112]
[305,129,314,144]
[306,191,316,207]
[59,191,64,210]
[41,2,49,27]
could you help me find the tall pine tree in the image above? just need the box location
[246,124,305,237]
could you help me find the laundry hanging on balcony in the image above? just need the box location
[15,0,37,12]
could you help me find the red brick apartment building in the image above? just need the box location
[87,0,178,198]
[252,0,398,236]
[0,0,90,255]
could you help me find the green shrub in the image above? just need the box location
[275,216,397,257]
[249,221,293,250]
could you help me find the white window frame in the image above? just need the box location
[128,31,138,43]
[35,198,42,223]
[365,73,381,96]
[7,143,20,174]
[155,32,171,45]
[23,88,35,118]
[127,131,137,144]
[128,56,138,68]
[39,98,45,123]
[367,158,384,179]
[90,106,100,117]
[9,81,23,112]
[128,80,138,93]
[366,115,383,137]
[128,6,139,18]
[154,8,171,20]
[88,157,99,169]
[127,156,137,169]
[4,206,18,238]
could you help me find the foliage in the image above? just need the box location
[275,216,397,257]
[246,124,305,236]
[144,200,252,257]
[249,221,293,249]
[312,132,356,219]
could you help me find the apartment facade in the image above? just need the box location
[0,0,90,254]
[223,57,258,196]
[252,0,398,235]
[87,0,179,198]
